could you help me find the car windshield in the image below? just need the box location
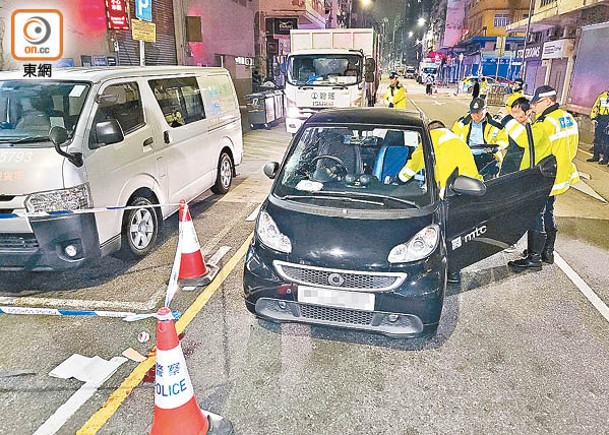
[288,55,362,86]
[273,125,432,210]
[0,80,90,147]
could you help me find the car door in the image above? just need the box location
[445,155,556,273]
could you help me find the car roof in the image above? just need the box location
[306,108,425,128]
[0,66,228,83]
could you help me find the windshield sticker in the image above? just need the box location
[69,85,87,98]
[296,180,324,192]
[451,225,487,250]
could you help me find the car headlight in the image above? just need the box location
[256,210,292,253]
[388,224,439,263]
[287,107,300,118]
[25,183,93,213]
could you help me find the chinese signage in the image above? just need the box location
[105,0,129,30]
[11,9,63,61]
[132,19,156,42]
[542,39,574,59]
[274,18,298,35]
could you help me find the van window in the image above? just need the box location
[92,82,144,137]
[149,77,205,127]
[200,74,238,117]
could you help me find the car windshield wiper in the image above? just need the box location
[279,193,384,206]
[322,190,420,208]
[0,135,49,144]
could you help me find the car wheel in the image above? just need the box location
[119,197,159,259]
[211,152,234,194]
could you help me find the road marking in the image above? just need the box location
[208,246,232,266]
[76,233,253,434]
[555,252,609,324]
[246,204,262,221]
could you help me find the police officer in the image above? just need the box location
[503,85,579,271]
[384,72,407,109]
[589,86,609,164]
[452,97,508,178]
[479,77,489,101]
[505,78,525,112]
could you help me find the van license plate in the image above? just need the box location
[297,286,375,311]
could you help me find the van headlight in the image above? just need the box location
[388,224,439,263]
[25,184,93,213]
[256,210,292,253]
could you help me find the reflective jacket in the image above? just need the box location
[398,128,481,198]
[591,91,609,119]
[534,104,580,195]
[383,84,407,109]
[506,90,524,111]
[451,113,509,158]
[500,114,552,170]
[480,79,489,95]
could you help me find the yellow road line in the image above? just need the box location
[77,233,253,434]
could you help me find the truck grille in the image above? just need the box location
[274,261,406,292]
[0,234,39,250]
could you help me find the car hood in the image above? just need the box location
[265,201,436,270]
[0,146,65,195]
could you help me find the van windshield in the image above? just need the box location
[274,125,433,210]
[0,80,90,147]
[288,55,362,86]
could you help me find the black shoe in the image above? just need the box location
[587,156,601,162]
[599,159,609,165]
[541,251,554,264]
[508,255,543,272]
[447,271,461,283]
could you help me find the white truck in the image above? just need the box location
[285,29,380,134]
[417,60,438,84]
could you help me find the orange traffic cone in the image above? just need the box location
[150,307,209,435]
[177,200,218,288]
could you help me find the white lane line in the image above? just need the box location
[555,252,609,323]
[208,246,232,267]
[246,204,262,222]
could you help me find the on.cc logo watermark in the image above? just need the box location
[11,9,63,61]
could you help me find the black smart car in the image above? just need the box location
[243,108,556,338]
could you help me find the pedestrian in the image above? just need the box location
[398,120,482,283]
[502,85,579,271]
[472,78,480,99]
[425,74,435,96]
[479,77,489,101]
[589,86,609,164]
[383,71,407,108]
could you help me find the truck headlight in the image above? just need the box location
[388,224,439,263]
[25,184,93,213]
[287,107,300,118]
[256,210,292,254]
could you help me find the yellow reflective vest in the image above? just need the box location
[383,84,407,109]
[533,104,580,195]
[480,79,489,95]
[398,128,482,198]
[451,113,509,160]
[501,115,553,170]
[591,91,609,119]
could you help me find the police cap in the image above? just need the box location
[469,97,486,113]
[389,71,398,79]
[531,85,557,103]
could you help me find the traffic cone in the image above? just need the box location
[178,200,218,288]
[150,307,209,435]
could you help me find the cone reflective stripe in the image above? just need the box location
[151,307,209,435]
[178,200,209,280]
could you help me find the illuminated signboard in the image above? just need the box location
[105,0,129,30]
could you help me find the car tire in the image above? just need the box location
[118,197,159,259]
[211,152,234,194]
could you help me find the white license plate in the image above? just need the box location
[297,286,375,311]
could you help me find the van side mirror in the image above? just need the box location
[263,161,280,179]
[49,125,83,167]
[450,175,486,196]
[365,57,376,71]
[365,72,375,83]
[94,119,124,148]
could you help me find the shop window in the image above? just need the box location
[148,77,205,128]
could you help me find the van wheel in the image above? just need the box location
[119,197,159,259]
[211,152,233,194]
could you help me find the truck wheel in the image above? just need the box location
[119,197,159,259]
[211,152,234,194]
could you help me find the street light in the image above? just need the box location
[362,0,372,8]
[417,17,426,27]
[408,31,414,38]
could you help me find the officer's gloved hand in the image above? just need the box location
[388,103,394,108]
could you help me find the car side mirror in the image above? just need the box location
[365,57,376,71]
[94,119,124,148]
[49,125,68,146]
[365,72,375,83]
[450,175,486,196]
[263,161,280,179]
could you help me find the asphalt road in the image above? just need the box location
[1,80,608,435]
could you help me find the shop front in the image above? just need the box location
[519,42,544,94]
[542,39,575,104]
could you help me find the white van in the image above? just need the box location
[0,66,243,271]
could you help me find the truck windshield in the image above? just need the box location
[274,125,433,210]
[0,80,90,147]
[423,67,437,74]
[288,55,362,86]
